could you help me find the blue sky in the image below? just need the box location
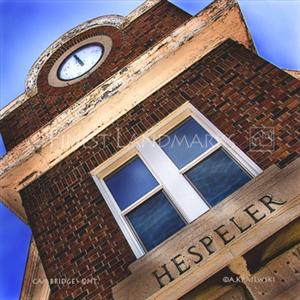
[0,0,299,299]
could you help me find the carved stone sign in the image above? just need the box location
[151,195,286,288]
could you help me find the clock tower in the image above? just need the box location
[0,0,299,299]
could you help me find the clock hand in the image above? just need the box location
[74,54,84,66]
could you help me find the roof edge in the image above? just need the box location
[284,69,300,80]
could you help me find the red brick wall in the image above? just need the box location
[21,40,300,300]
[0,1,190,151]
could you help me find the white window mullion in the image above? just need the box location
[137,138,209,223]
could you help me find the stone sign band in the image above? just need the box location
[152,195,286,288]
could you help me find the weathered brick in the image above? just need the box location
[20,40,300,300]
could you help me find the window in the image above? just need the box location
[184,148,251,207]
[104,157,158,211]
[126,190,185,251]
[104,157,185,251]
[0,134,7,158]
[92,104,262,257]
[158,117,217,169]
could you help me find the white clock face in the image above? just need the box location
[58,43,103,80]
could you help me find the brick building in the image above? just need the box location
[0,0,299,299]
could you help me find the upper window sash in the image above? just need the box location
[148,105,261,178]
[103,156,159,211]
[157,117,218,169]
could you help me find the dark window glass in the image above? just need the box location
[0,134,6,158]
[185,148,251,207]
[105,157,158,210]
[158,118,217,169]
[127,191,185,251]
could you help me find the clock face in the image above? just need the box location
[57,43,103,81]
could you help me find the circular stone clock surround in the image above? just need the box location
[25,15,125,96]
[48,35,113,87]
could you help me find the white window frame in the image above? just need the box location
[91,103,262,258]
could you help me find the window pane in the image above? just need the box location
[127,191,185,251]
[158,118,217,169]
[0,134,7,158]
[104,157,158,210]
[185,149,251,207]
